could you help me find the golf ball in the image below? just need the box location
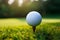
[26,11,42,26]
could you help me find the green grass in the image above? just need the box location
[0,18,60,40]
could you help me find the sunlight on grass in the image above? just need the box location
[0,18,60,27]
[0,18,27,27]
[42,19,60,23]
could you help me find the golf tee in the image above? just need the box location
[32,26,36,32]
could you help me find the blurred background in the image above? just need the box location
[0,0,60,18]
[0,0,60,40]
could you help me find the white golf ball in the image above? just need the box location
[26,11,42,26]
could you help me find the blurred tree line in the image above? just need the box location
[0,0,60,18]
[43,0,60,15]
[0,0,13,18]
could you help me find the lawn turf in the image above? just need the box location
[0,18,60,40]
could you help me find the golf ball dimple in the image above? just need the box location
[26,11,42,26]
